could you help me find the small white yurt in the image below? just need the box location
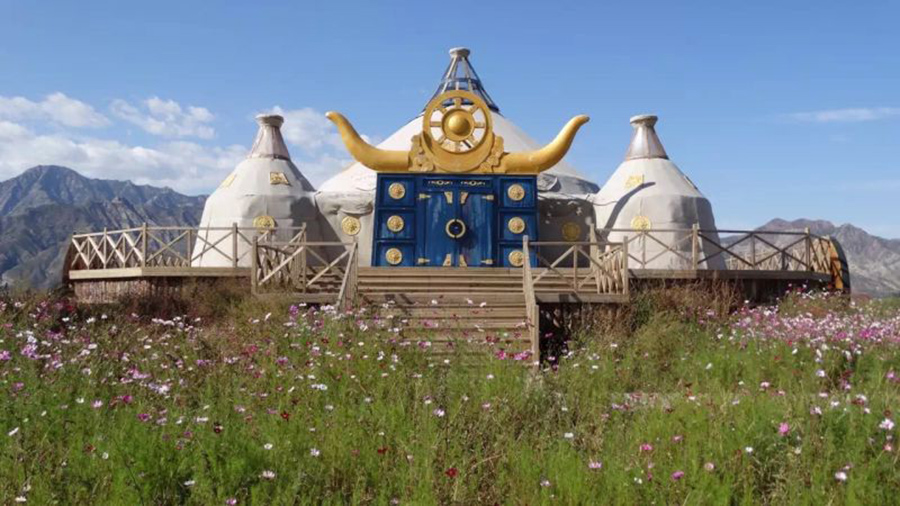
[192,114,323,267]
[316,48,599,265]
[592,114,725,269]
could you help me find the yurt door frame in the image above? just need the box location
[415,176,495,267]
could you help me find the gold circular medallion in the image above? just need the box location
[341,216,361,236]
[253,215,276,230]
[386,215,405,233]
[507,184,526,202]
[631,215,652,230]
[388,182,406,200]
[445,218,466,239]
[385,248,403,265]
[562,221,581,242]
[507,216,526,235]
[508,250,525,267]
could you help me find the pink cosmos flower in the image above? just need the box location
[588,460,602,470]
[671,471,685,481]
[640,443,653,452]
[778,422,790,436]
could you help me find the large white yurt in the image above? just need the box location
[192,114,323,267]
[592,114,725,269]
[316,48,599,266]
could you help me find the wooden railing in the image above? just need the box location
[601,226,834,275]
[251,237,358,309]
[68,224,307,271]
[522,237,539,360]
[524,236,630,296]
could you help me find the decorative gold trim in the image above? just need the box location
[624,174,644,189]
[507,216,526,234]
[459,255,468,267]
[562,221,581,242]
[444,191,453,204]
[340,216,361,236]
[219,173,236,188]
[482,194,495,201]
[417,257,430,265]
[269,172,290,186]
[460,191,469,205]
[418,193,431,200]
[480,259,494,265]
[443,254,452,267]
[445,218,466,239]
[386,215,405,233]
[507,184,526,201]
[253,215,276,230]
[385,248,403,265]
[631,215,652,230]
[388,182,406,200]
[508,250,525,267]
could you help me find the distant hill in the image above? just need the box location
[0,166,205,289]
[756,218,900,297]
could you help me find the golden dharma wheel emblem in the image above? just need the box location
[386,215,405,233]
[385,248,403,265]
[341,216,361,236]
[631,215,652,230]
[508,250,525,268]
[507,184,526,201]
[269,172,290,186]
[253,215,276,230]
[388,182,406,200]
[445,218,466,239]
[507,217,526,235]
[562,221,581,242]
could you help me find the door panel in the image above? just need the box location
[417,189,458,266]
[459,192,495,266]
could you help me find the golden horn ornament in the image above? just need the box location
[499,115,590,174]
[325,111,409,172]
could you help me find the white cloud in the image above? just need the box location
[0,119,243,194]
[786,107,900,123]
[0,92,109,128]
[110,97,216,139]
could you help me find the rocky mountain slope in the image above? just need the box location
[0,166,204,288]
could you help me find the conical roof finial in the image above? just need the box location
[429,47,499,112]
[624,114,669,161]
[249,114,291,161]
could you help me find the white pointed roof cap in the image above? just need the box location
[624,114,668,161]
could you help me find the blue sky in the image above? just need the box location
[1,0,898,236]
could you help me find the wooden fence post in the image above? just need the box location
[691,223,700,270]
[102,227,108,269]
[251,236,259,295]
[622,237,630,299]
[805,227,812,271]
[232,222,239,269]
[141,223,148,268]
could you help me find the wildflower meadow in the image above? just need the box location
[2,288,899,504]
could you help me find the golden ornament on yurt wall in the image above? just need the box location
[507,184,526,201]
[507,217,526,234]
[269,172,290,185]
[385,248,403,265]
[388,182,406,200]
[253,215,276,230]
[624,174,644,189]
[219,173,236,189]
[341,216,361,236]
[562,221,581,242]
[508,250,525,267]
[386,215,405,233]
[631,215,652,230]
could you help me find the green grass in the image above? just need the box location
[1,291,899,504]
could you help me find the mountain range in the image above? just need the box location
[0,165,897,297]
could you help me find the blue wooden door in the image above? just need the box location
[418,188,458,266]
[459,190,495,266]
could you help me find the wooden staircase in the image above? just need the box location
[358,267,537,358]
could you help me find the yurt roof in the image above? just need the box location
[318,48,598,196]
